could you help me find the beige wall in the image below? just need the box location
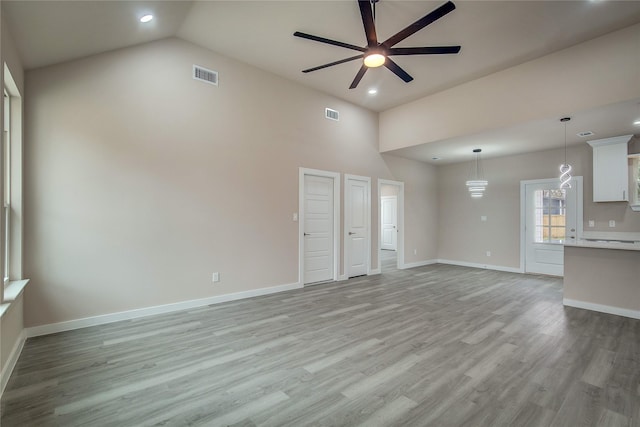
[23,38,438,327]
[382,154,439,262]
[437,144,640,269]
[1,14,25,391]
[1,295,23,378]
[564,246,640,313]
[380,23,640,152]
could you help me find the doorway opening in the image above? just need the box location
[378,179,404,273]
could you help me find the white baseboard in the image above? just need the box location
[563,298,640,320]
[1,329,26,396]
[437,259,522,274]
[400,259,438,270]
[369,268,381,275]
[26,282,302,338]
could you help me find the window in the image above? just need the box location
[533,189,566,244]
[3,89,10,286]
[2,64,24,295]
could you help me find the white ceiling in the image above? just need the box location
[3,0,640,163]
[387,98,640,164]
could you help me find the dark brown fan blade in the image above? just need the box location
[384,58,413,83]
[382,1,456,48]
[294,32,366,52]
[302,55,364,73]
[349,65,368,89]
[389,46,461,56]
[358,0,378,47]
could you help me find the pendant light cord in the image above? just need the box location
[564,120,567,165]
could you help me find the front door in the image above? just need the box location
[381,196,397,251]
[523,178,580,276]
[303,174,334,284]
[346,176,370,278]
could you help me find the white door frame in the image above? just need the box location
[344,174,371,278]
[377,179,405,273]
[519,176,583,274]
[299,168,341,285]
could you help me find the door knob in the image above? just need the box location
[349,232,355,235]
[304,232,309,236]
[570,228,575,232]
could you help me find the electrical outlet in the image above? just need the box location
[588,220,595,228]
[481,216,487,222]
[212,272,220,282]
[609,220,616,228]
[413,249,417,255]
[292,213,298,222]
[486,251,491,257]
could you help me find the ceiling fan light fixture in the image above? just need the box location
[294,1,460,88]
[364,53,385,68]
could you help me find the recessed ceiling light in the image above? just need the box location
[634,119,640,126]
[431,157,441,161]
[368,89,378,95]
[140,14,154,23]
[577,131,594,137]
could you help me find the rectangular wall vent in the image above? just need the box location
[577,131,595,137]
[325,108,339,121]
[193,65,218,86]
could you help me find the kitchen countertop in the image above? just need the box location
[564,239,640,251]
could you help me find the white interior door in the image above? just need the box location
[346,176,370,278]
[303,174,334,284]
[381,196,397,251]
[523,178,581,276]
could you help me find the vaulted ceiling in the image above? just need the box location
[3,0,640,162]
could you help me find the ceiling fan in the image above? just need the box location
[294,0,461,89]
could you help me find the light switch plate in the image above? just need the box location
[292,213,298,222]
[609,220,616,228]
[481,216,487,222]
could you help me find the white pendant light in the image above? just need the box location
[559,117,572,189]
[466,148,488,198]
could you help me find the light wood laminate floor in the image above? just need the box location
[2,264,639,426]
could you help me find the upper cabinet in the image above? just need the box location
[587,135,633,202]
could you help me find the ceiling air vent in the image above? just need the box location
[193,65,218,86]
[577,131,594,138]
[325,108,339,121]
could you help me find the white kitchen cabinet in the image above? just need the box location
[587,135,632,202]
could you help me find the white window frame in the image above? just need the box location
[533,188,567,245]
[2,63,26,302]
[3,89,10,287]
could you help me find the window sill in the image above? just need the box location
[0,279,29,318]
